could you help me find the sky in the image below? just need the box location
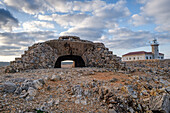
[0,0,170,62]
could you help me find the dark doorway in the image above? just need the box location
[54,55,85,68]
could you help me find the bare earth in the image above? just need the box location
[0,67,169,113]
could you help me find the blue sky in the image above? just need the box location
[0,0,170,61]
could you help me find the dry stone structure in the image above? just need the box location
[6,36,121,72]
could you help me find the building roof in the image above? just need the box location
[122,51,164,56]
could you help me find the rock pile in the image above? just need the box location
[5,36,121,73]
[0,67,169,112]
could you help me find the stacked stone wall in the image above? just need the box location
[5,36,121,72]
[124,59,170,71]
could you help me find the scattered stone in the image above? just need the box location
[110,78,118,82]
[2,82,17,93]
[51,75,62,81]
[33,79,45,89]
[108,109,117,113]
[81,99,87,105]
[0,66,169,112]
[27,87,37,97]
[149,94,170,113]
[75,99,80,104]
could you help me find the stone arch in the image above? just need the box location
[54,55,85,68]
[6,36,121,72]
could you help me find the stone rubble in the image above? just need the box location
[0,67,169,112]
[5,36,122,73]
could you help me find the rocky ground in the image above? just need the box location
[0,67,170,113]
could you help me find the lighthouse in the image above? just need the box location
[151,39,159,59]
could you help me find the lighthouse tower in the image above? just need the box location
[151,39,159,59]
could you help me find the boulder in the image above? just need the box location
[33,79,45,89]
[149,94,170,113]
[27,87,37,97]
[50,75,62,81]
[2,82,17,93]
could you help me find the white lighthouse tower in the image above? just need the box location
[151,39,159,59]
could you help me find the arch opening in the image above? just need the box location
[61,60,74,68]
[54,55,85,68]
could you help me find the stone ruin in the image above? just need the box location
[5,36,121,72]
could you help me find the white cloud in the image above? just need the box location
[38,15,53,21]
[102,27,170,49]
[60,0,130,41]
[101,27,152,49]
[38,13,89,28]
[3,0,72,14]
[73,0,106,12]
[0,31,58,56]
[46,0,72,13]
[0,1,3,5]
[131,14,152,26]
[94,0,130,19]
[0,8,18,32]
[3,0,48,14]
[143,0,170,32]
[132,0,170,32]
[22,21,55,31]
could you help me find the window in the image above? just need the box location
[150,57,152,59]
[129,58,131,60]
[146,56,148,59]
[137,57,139,60]
[161,57,163,59]
[134,57,135,60]
[126,58,128,60]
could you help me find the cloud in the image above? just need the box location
[22,21,55,31]
[38,13,89,28]
[60,0,130,41]
[0,8,18,32]
[46,0,72,13]
[131,14,152,26]
[94,0,130,19]
[0,31,58,56]
[105,27,153,49]
[0,45,20,50]
[132,0,170,32]
[3,0,48,14]
[0,46,21,56]
[73,0,106,12]
[101,27,170,49]
[143,0,170,32]
[60,26,104,41]
[3,0,72,14]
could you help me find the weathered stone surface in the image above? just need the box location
[5,36,121,72]
[0,67,169,112]
[108,109,117,113]
[33,79,45,89]
[2,82,17,93]
[50,75,62,81]
[124,59,170,74]
[149,94,170,113]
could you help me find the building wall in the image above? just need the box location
[122,54,146,61]
[145,54,153,60]
[122,53,164,61]
[151,44,159,59]
[158,54,164,59]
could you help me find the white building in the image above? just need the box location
[122,39,164,61]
